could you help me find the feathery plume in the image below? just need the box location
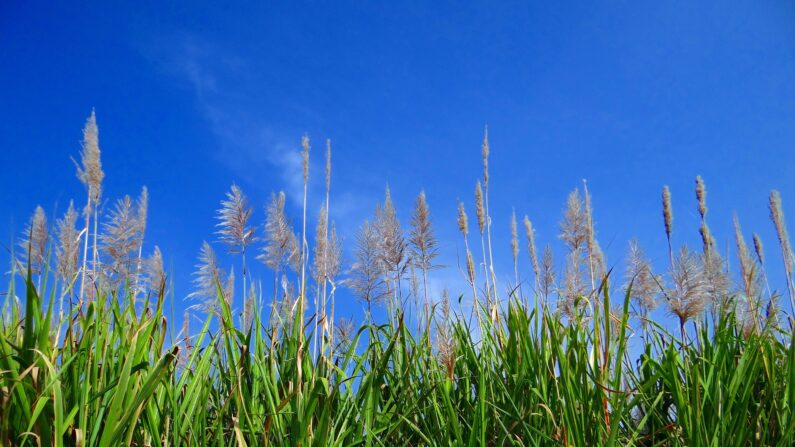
[409,263,421,324]
[702,248,731,314]
[145,246,167,298]
[695,176,707,219]
[349,220,388,318]
[457,200,480,326]
[375,186,407,283]
[188,241,224,313]
[583,181,595,248]
[410,190,439,327]
[510,210,519,267]
[216,184,255,253]
[510,209,521,301]
[694,176,715,255]
[76,110,104,306]
[410,191,439,272]
[475,182,485,235]
[436,288,456,381]
[327,223,342,283]
[457,201,468,237]
[624,240,660,325]
[582,180,603,288]
[753,233,765,265]
[699,223,714,256]
[301,135,310,185]
[734,215,756,298]
[769,190,795,309]
[466,250,476,285]
[668,246,707,334]
[259,192,300,273]
[734,215,762,331]
[217,184,255,299]
[224,267,235,308]
[334,317,355,352]
[55,201,80,283]
[662,185,674,270]
[523,216,540,290]
[560,189,587,252]
[562,248,587,321]
[76,110,105,203]
[592,240,607,285]
[662,186,673,241]
[560,188,590,312]
[270,275,296,334]
[101,196,139,284]
[312,206,329,286]
[136,186,149,244]
[20,206,48,275]
[540,245,555,308]
[438,288,451,325]
[132,186,149,297]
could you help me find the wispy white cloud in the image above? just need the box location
[140,34,327,211]
[139,33,492,320]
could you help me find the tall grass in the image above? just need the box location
[2,111,795,446]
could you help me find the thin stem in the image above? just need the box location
[78,190,91,308]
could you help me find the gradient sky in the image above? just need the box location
[2,1,795,325]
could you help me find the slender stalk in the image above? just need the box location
[770,190,795,315]
[298,135,310,390]
[481,128,499,324]
[91,204,99,302]
[78,191,91,308]
[324,140,331,355]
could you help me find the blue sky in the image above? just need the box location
[2,1,795,325]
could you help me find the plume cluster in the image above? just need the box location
[409,191,438,273]
[375,187,407,284]
[435,289,456,381]
[76,110,105,203]
[145,246,166,298]
[10,115,795,446]
[624,240,660,322]
[475,182,485,234]
[189,241,227,312]
[326,224,342,284]
[19,206,48,275]
[312,206,329,286]
[100,196,138,284]
[560,189,589,318]
[216,185,255,254]
[540,246,555,306]
[349,220,387,315]
[523,216,540,292]
[259,192,300,273]
[667,247,707,330]
[662,185,673,265]
[770,190,795,310]
[55,202,80,283]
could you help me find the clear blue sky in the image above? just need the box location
[2,1,795,323]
